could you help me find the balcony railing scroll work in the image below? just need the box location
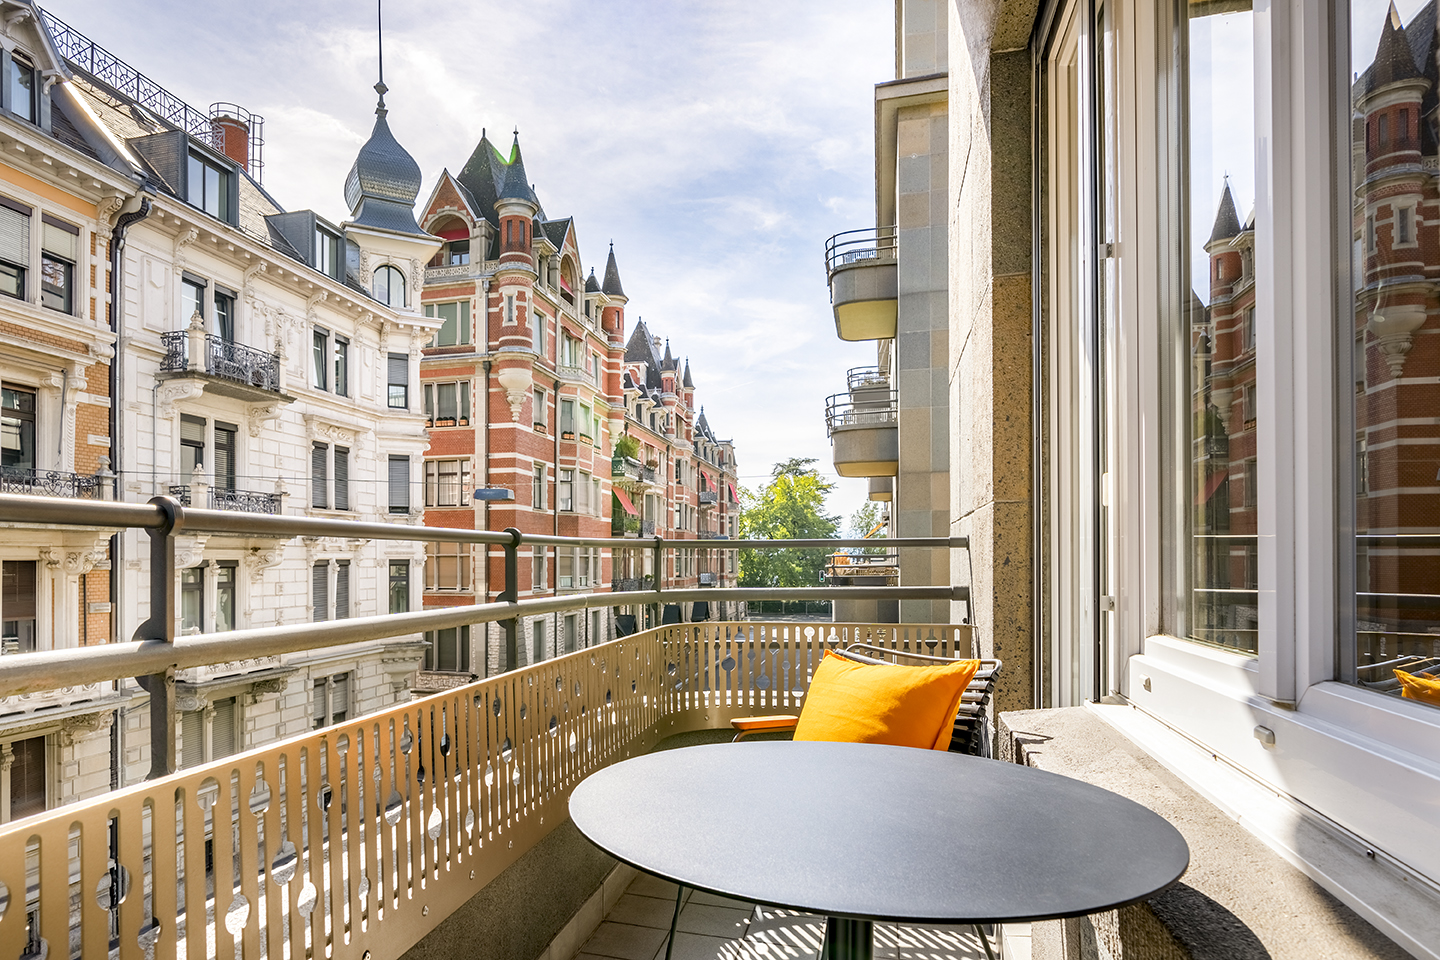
[0,492,970,960]
[161,328,282,394]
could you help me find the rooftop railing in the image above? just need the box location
[0,491,971,960]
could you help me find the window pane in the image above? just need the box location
[1350,2,1440,704]
[1187,1,1258,654]
[9,58,33,123]
[1,385,36,471]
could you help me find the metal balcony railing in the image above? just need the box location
[698,490,718,506]
[168,486,281,514]
[699,572,717,586]
[698,531,728,540]
[824,225,898,276]
[825,388,898,436]
[0,467,103,499]
[847,365,890,391]
[0,492,973,960]
[641,520,657,537]
[161,331,282,393]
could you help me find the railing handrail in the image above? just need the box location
[825,388,898,434]
[824,224,898,274]
[0,492,965,550]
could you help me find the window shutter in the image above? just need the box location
[0,201,30,265]
[213,425,236,491]
[312,443,328,509]
[40,218,77,261]
[388,354,408,391]
[181,416,206,446]
[181,710,204,769]
[388,456,410,513]
[312,563,328,622]
[2,560,37,620]
[332,675,349,716]
[211,698,237,759]
[335,561,350,619]
[312,680,327,726]
[333,448,349,511]
[9,736,45,818]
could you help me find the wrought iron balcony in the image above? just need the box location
[825,225,898,341]
[0,467,103,499]
[169,485,281,514]
[826,374,898,478]
[698,530,728,540]
[611,577,640,592]
[160,330,284,397]
[699,572,717,586]
[558,363,598,386]
[640,520,656,538]
[698,490,718,506]
[612,456,659,492]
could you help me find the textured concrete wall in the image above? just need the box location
[999,707,1412,960]
[895,97,953,625]
[948,1,1036,715]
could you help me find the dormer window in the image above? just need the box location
[7,53,36,124]
[446,239,470,266]
[187,152,231,221]
[374,264,405,308]
[315,228,340,280]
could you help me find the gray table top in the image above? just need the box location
[569,741,1189,924]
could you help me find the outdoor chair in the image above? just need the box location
[731,645,1003,758]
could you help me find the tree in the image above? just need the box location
[738,458,841,587]
[847,501,888,557]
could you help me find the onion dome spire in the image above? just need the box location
[344,3,426,236]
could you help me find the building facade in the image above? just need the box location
[0,3,439,811]
[826,0,1440,954]
[415,135,740,682]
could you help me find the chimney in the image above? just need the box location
[209,103,265,179]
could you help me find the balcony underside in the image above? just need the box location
[831,424,899,478]
[869,476,893,501]
[157,369,296,404]
[830,261,898,341]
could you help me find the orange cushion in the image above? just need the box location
[792,651,981,750]
[1395,670,1440,705]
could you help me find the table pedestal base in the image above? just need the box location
[821,917,873,960]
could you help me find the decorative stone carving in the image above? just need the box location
[243,545,284,583]
[304,413,362,444]
[247,402,285,438]
[173,535,209,570]
[1368,303,1429,379]
[156,380,205,417]
[496,366,532,422]
[96,194,126,226]
[59,711,114,746]
[40,546,105,576]
[173,227,199,270]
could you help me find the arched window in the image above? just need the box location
[374,265,406,308]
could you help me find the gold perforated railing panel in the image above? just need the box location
[0,622,970,960]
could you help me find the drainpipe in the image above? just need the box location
[109,193,152,794]
[57,368,67,464]
[552,378,560,659]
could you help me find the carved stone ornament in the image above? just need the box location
[60,711,115,746]
[96,194,126,226]
[40,546,106,576]
[495,366,532,422]
[248,402,285,438]
[173,227,200,270]
[173,535,210,570]
[304,413,362,445]
[157,381,206,418]
[243,545,284,583]
[1368,303,1429,379]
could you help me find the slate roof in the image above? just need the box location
[585,267,600,293]
[1363,4,1423,97]
[682,360,694,389]
[344,92,428,237]
[602,242,625,297]
[1208,182,1243,245]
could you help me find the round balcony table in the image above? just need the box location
[569,740,1189,960]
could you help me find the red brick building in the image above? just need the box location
[414,131,739,680]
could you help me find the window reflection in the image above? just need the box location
[1351,1,1440,705]
[1188,1,1259,654]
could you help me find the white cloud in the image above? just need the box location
[50,0,891,519]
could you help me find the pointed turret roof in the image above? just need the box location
[662,339,676,371]
[682,359,694,389]
[345,84,427,236]
[624,318,659,366]
[1208,182,1243,245]
[1364,3,1423,95]
[498,131,540,207]
[696,407,712,440]
[585,267,600,293]
[602,242,626,297]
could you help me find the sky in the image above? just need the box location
[46,0,891,530]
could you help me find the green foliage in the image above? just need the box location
[848,501,889,557]
[738,458,840,588]
[614,433,640,460]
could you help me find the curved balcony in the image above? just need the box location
[160,330,291,402]
[869,475,893,502]
[825,225,897,341]
[825,373,898,478]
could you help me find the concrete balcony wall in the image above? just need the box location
[830,258,899,340]
[831,420,899,477]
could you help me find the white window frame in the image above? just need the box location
[1076,0,1440,916]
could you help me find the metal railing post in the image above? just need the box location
[133,495,182,779]
[652,535,665,628]
[500,527,521,672]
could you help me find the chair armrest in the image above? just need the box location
[731,715,800,742]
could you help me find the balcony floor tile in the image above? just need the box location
[674,903,752,938]
[608,893,685,929]
[579,921,672,960]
